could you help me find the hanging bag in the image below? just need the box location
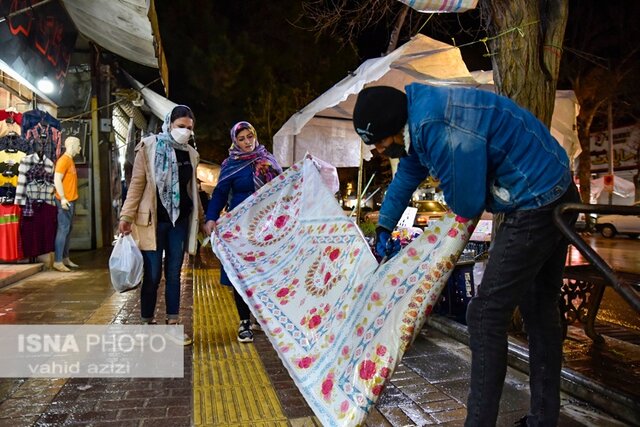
[109,234,143,292]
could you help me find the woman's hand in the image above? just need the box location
[204,220,217,236]
[199,223,209,236]
[118,220,132,235]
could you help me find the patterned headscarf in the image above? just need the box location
[218,121,282,189]
[154,107,190,225]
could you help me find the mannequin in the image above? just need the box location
[52,137,81,272]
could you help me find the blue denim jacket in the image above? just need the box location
[378,83,571,230]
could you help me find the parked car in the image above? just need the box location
[574,213,597,232]
[363,200,449,227]
[595,202,640,238]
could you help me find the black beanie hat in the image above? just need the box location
[353,86,408,145]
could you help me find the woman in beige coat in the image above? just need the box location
[118,105,200,345]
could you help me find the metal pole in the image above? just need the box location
[0,0,54,24]
[355,144,364,225]
[292,134,297,167]
[608,100,614,205]
[350,173,376,218]
[91,96,103,248]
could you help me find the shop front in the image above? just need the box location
[0,0,168,268]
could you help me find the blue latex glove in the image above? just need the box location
[375,227,392,258]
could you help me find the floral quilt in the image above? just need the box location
[212,157,476,426]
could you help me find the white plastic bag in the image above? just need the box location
[109,234,144,293]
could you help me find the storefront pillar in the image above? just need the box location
[97,63,113,247]
[90,95,103,248]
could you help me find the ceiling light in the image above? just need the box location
[37,74,54,94]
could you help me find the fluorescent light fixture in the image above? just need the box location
[37,74,54,94]
[0,60,56,104]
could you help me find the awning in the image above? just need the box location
[0,0,168,104]
[123,71,176,121]
[61,0,168,92]
[397,0,478,13]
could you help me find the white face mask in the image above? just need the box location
[171,127,192,144]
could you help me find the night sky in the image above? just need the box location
[132,1,640,165]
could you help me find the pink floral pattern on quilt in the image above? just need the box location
[212,157,476,426]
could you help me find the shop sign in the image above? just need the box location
[590,125,640,172]
[61,119,89,164]
[0,0,77,97]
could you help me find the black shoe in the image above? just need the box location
[237,320,254,343]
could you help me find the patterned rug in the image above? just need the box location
[212,157,475,426]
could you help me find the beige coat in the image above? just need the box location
[120,135,201,255]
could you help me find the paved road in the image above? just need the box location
[569,234,640,274]
[567,234,640,331]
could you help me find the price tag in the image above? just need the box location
[397,207,418,229]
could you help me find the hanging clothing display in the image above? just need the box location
[0,108,23,125]
[20,202,57,258]
[212,157,475,426]
[0,148,27,204]
[13,152,57,258]
[0,159,19,186]
[0,110,61,261]
[21,109,60,133]
[0,132,32,153]
[0,204,23,261]
[23,110,61,162]
[14,153,55,208]
[0,108,22,138]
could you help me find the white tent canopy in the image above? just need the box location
[591,175,636,205]
[274,35,477,167]
[274,34,580,169]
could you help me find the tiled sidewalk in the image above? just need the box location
[0,249,192,426]
[192,268,288,426]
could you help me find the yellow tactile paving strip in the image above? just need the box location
[193,268,289,426]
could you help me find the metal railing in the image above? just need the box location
[554,203,640,315]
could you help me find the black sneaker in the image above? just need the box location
[237,320,254,343]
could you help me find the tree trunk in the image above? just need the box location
[481,0,568,126]
[576,116,594,204]
[635,143,640,202]
[574,94,605,204]
[481,0,568,233]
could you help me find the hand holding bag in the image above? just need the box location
[109,234,144,292]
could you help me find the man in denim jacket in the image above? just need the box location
[353,84,579,426]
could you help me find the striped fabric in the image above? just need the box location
[212,157,475,426]
[0,204,22,261]
[397,0,478,13]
